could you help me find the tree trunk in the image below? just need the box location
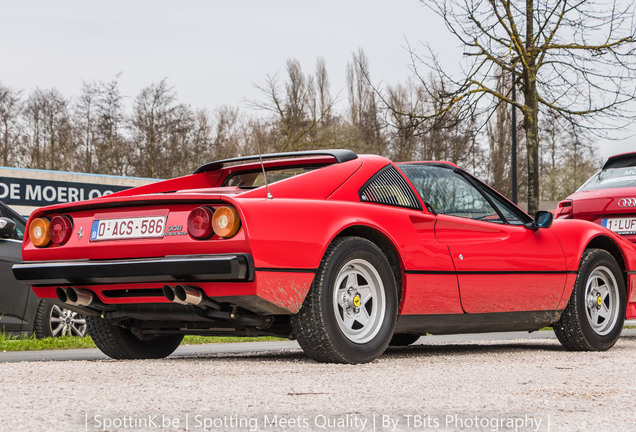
[523,0,540,215]
[523,89,540,215]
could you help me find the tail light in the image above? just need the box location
[49,215,73,245]
[29,218,51,247]
[556,200,573,219]
[187,206,214,239]
[212,206,241,238]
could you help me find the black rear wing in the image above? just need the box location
[602,152,636,170]
[194,149,358,174]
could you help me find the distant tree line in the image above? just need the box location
[0,50,597,203]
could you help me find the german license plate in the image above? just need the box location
[90,216,167,241]
[601,217,636,235]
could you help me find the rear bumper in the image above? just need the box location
[13,254,254,286]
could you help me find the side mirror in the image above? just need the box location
[525,210,554,230]
[0,217,17,239]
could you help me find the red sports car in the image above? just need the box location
[557,152,636,244]
[13,150,636,363]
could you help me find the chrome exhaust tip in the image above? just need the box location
[174,285,222,310]
[174,285,204,306]
[56,287,68,303]
[65,287,95,307]
[163,285,189,305]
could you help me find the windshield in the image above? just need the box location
[577,167,636,192]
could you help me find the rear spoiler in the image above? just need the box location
[194,149,358,174]
[602,152,636,170]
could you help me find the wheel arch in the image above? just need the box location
[585,235,627,288]
[331,225,404,302]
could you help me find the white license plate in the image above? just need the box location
[602,217,636,235]
[90,216,167,241]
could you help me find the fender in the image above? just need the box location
[549,218,636,318]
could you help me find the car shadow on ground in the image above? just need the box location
[4,330,634,363]
[164,340,568,365]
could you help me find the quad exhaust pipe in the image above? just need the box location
[162,285,221,310]
[57,287,96,307]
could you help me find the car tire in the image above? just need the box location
[291,236,398,364]
[87,315,183,360]
[389,334,421,346]
[35,301,87,338]
[554,248,626,351]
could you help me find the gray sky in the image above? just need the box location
[1,0,633,161]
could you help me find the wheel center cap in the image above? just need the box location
[597,296,603,307]
[353,294,361,308]
[65,317,71,324]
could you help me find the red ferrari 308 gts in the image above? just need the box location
[557,152,636,244]
[13,150,636,363]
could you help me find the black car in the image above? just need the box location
[0,201,86,337]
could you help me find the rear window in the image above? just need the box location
[578,167,636,191]
[223,166,320,188]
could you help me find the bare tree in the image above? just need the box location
[540,110,598,200]
[23,88,74,171]
[74,81,100,172]
[211,105,244,160]
[384,81,422,161]
[92,76,130,176]
[252,58,336,152]
[346,49,386,155]
[130,79,178,178]
[0,83,22,167]
[406,0,636,213]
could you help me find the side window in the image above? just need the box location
[359,166,422,210]
[399,164,503,222]
[480,188,526,225]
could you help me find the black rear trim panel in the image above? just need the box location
[13,254,254,286]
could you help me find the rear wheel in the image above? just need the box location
[291,236,398,364]
[554,249,626,351]
[87,315,183,360]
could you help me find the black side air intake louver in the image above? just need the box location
[359,166,422,210]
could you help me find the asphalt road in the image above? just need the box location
[2,328,635,363]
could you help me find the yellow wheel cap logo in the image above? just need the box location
[597,296,603,306]
[353,295,361,307]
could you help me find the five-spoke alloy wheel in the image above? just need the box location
[291,236,398,364]
[584,266,621,336]
[333,258,387,344]
[554,248,626,351]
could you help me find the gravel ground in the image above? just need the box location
[1,334,635,432]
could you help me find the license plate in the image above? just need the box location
[90,216,167,241]
[601,217,636,235]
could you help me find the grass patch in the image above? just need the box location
[0,333,284,352]
[0,333,96,352]
[181,335,284,345]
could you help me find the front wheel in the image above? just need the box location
[87,315,183,360]
[291,236,398,364]
[554,249,626,351]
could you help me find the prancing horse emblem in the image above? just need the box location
[77,226,84,240]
